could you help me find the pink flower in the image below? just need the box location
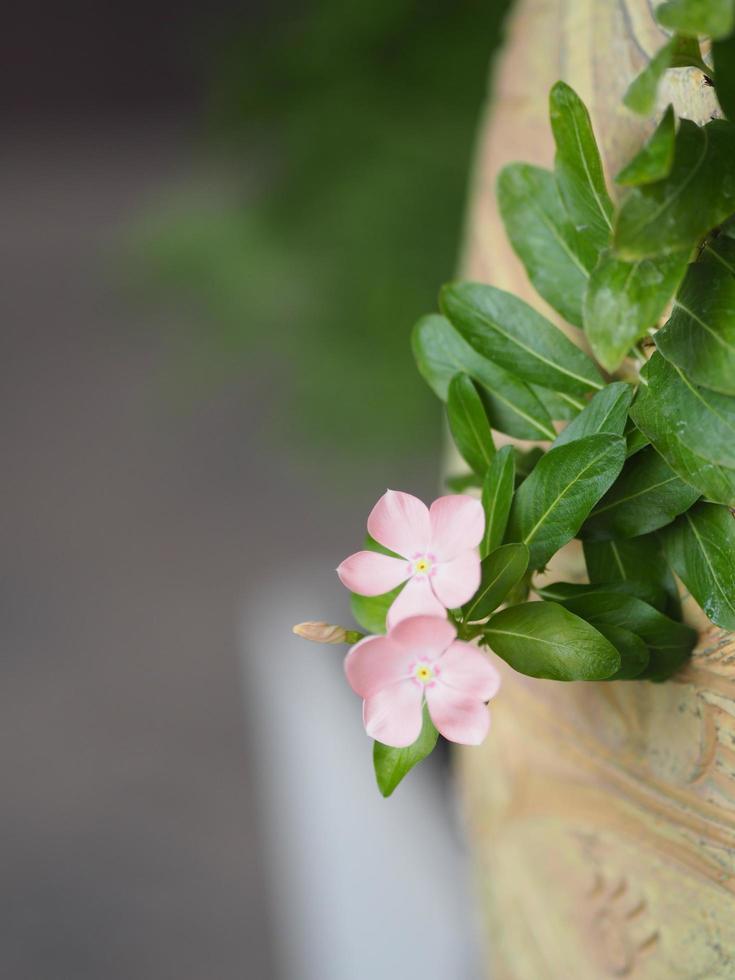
[337,490,483,628]
[345,616,500,747]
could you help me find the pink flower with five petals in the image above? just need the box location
[337,490,483,628]
[345,616,501,746]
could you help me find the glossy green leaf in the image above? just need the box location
[447,373,495,475]
[481,445,515,557]
[615,119,735,260]
[583,535,681,618]
[623,36,707,115]
[615,106,677,186]
[630,353,735,505]
[549,81,613,255]
[350,587,400,635]
[552,382,632,447]
[660,501,735,630]
[440,282,604,397]
[656,0,735,39]
[701,233,735,274]
[714,29,735,121]
[655,260,735,394]
[582,446,700,539]
[411,314,556,440]
[483,600,620,680]
[593,623,651,680]
[535,578,666,609]
[497,163,595,326]
[583,249,689,372]
[506,433,626,569]
[373,704,438,797]
[554,592,697,681]
[464,543,529,621]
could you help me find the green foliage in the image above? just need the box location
[582,446,700,539]
[463,543,529,621]
[623,36,706,115]
[440,282,604,395]
[552,382,632,447]
[505,434,626,569]
[497,163,594,326]
[411,314,556,440]
[483,601,620,681]
[549,81,614,255]
[481,446,515,557]
[615,120,735,259]
[656,0,735,39]
[583,250,689,372]
[615,107,677,186]
[660,502,735,630]
[630,354,735,504]
[551,592,697,681]
[583,535,681,619]
[373,705,438,797]
[447,374,495,475]
[655,259,735,394]
[714,28,735,120]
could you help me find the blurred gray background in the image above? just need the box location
[1,2,508,976]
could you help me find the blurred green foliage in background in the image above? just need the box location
[139,0,511,463]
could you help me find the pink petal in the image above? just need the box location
[363,680,424,747]
[337,550,409,596]
[344,635,413,699]
[429,495,484,560]
[437,641,501,701]
[431,550,481,609]
[425,684,490,745]
[367,490,431,559]
[386,574,447,629]
[389,615,456,661]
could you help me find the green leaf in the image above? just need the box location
[593,623,651,680]
[463,543,529,621]
[630,353,735,505]
[625,418,650,457]
[615,106,677,186]
[552,382,632,448]
[440,282,604,397]
[623,36,707,115]
[373,704,438,797]
[351,587,401,635]
[583,250,689,372]
[583,535,681,618]
[506,433,626,569]
[655,259,735,395]
[701,232,735,274]
[497,163,595,326]
[656,0,735,39]
[513,447,545,484]
[553,592,697,681]
[614,119,735,260]
[582,445,700,539]
[549,81,614,256]
[531,385,584,421]
[411,314,556,440]
[483,600,620,680]
[535,578,666,609]
[714,29,735,121]
[447,373,495,475]
[660,501,735,630]
[481,445,515,557]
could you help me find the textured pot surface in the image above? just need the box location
[458,2,735,976]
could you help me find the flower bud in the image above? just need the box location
[292,621,363,645]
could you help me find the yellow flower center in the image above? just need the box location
[415,664,434,684]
